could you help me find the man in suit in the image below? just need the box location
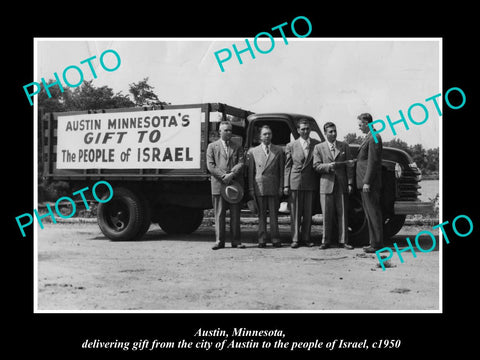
[284,118,320,248]
[313,122,354,249]
[248,125,284,248]
[206,120,246,250]
[356,113,384,253]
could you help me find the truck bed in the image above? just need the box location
[41,103,253,181]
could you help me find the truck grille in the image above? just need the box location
[397,168,422,201]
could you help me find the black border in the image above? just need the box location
[9,5,477,357]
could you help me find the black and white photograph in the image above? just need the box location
[8,6,478,356]
[32,38,441,312]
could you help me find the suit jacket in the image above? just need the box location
[248,144,284,196]
[356,132,382,190]
[284,137,320,191]
[313,140,354,194]
[206,139,245,195]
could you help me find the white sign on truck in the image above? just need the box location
[56,108,201,169]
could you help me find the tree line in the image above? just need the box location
[38,77,168,113]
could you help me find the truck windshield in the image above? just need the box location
[251,120,292,147]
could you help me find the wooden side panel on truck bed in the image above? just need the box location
[41,103,254,182]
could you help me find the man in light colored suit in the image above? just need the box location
[248,125,284,248]
[284,118,320,248]
[356,113,384,253]
[313,122,354,249]
[206,121,245,250]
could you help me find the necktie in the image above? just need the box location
[304,141,309,157]
[223,141,231,162]
[265,145,270,157]
[330,143,336,157]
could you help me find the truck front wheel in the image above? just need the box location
[383,215,406,238]
[347,194,407,246]
[347,192,369,246]
[97,187,150,241]
[157,206,204,235]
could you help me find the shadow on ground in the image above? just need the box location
[91,223,439,252]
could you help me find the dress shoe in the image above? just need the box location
[363,246,380,253]
[342,244,354,250]
[212,243,225,250]
[319,243,330,249]
[291,242,299,249]
[273,243,282,248]
[258,243,266,248]
[306,242,315,247]
[232,244,246,249]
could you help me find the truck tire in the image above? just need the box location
[157,206,204,235]
[347,192,369,246]
[131,192,152,241]
[348,194,407,246]
[383,214,406,238]
[97,187,149,241]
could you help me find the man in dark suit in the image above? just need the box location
[248,125,284,248]
[356,113,384,253]
[313,122,354,249]
[284,118,320,248]
[206,120,245,250]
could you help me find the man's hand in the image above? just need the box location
[283,187,290,196]
[362,183,370,192]
[221,172,234,184]
[348,184,354,194]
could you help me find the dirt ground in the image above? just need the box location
[36,219,440,311]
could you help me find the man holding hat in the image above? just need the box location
[247,125,285,248]
[206,120,246,250]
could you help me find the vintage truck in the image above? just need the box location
[41,102,434,245]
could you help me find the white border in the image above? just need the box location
[438,38,443,314]
[33,37,442,314]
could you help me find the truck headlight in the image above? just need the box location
[395,162,402,179]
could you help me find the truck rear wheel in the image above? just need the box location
[97,187,150,241]
[157,206,204,235]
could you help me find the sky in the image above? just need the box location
[35,38,441,149]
